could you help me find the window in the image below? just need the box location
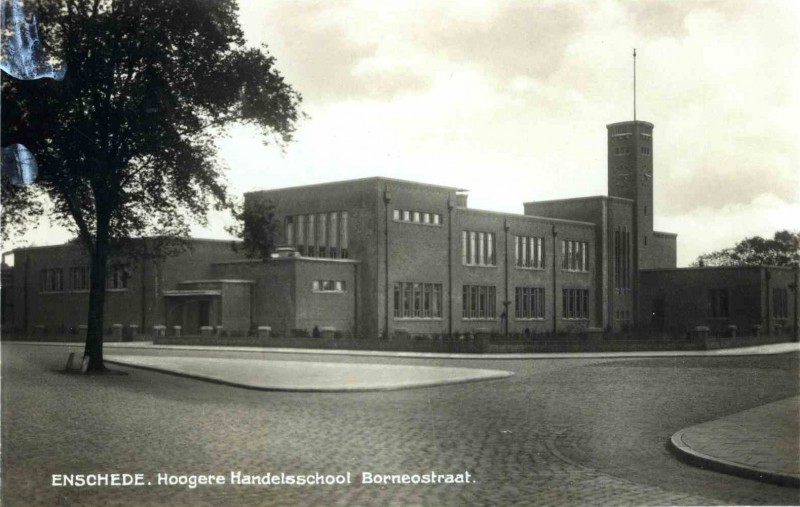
[317,213,327,258]
[39,268,64,292]
[515,236,545,269]
[340,211,349,259]
[313,280,346,293]
[515,287,545,319]
[773,288,788,319]
[614,146,631,156]
[462,231,496,266]
[285,216,294,246]
[640,146,651,156]
[307,214,316,257]
[108,265,130,290]
[562,288,589,319]
[462,285,496,319]
[561,240,589,272]
[393,282,442,319]
[708,289,729,318]
[393,209,442,226]
[285,211,349,259]
[70,267,88,291]
[614,228,630,290]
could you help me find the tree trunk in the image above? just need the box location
[84,218,110,371]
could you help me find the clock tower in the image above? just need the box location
[607,120,654,266]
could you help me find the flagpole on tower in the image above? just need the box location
[633,48,637,121]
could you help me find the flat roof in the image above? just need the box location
[9,237,240,254]
[606,120,655,128]
[641,265,795,273]
[456,207,596,227]
[246,176,467,195]
[523,195,634,206]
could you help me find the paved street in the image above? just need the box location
[2,343,799,506]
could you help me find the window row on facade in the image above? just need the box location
[515,287,545,319]
[561,240,589,272]
[515,236,545,269]
[393,282,443,319]
[312,280,347,293]
[562,288,590,319]
[285,211,349,259]
[462,231,496,267]
[392,209,442,226]
[463,285,496,319]
[391,284,587,322]
[40,265,129,293]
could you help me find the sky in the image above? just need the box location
[12,0,800,266]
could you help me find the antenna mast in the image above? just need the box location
[633,48,637,121]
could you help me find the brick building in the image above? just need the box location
[4,118,798,341]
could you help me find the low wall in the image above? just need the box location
[153,333,793,353]
[2,331,792,353]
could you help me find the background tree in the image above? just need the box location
[226,197,278,260]
[0,0,302,370]
[1,175,44,243]
[692,230,800,267]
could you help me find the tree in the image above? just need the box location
[226,197,278,260]
[1,0,302,371]
[692,230,800,267]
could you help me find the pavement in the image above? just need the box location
[104,355,513,391]
[2,342,799,506]
[670,396,800,488]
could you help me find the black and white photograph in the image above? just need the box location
[1,0,798,505]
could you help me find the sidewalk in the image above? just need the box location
[669,396,800,488]
[8,339,800,360]
[103,354,513,391]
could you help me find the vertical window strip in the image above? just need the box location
[462,231,468,265]
[286,217,294,246]
[307,214,316,257]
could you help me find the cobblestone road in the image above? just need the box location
[2,344,798,506]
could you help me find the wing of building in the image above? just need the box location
[3,120,798,342]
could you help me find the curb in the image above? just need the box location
[668,428,800,488]
[104,358,514,393]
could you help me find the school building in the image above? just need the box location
[3,119,798,341]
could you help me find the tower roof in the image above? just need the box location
[606,120,654,129]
